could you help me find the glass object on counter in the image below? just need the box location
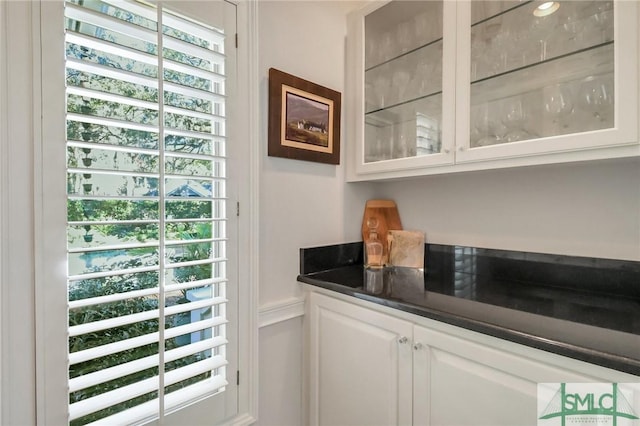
[364,267,385,294]
[469,1,615,149]
[363,0,443,163]
[364,216,384,268]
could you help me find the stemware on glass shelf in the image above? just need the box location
[410,54,435,97]
[469,104,489,147]
[391,68,411,106]
[502,96,535,142]
[365,80,375,113]
[482,20,503,77]
[470,29,486,82]
[544,83,574,134]
[412,12,434,48]
[393,131,409,159]
[471,103,505,148]
[561,10,586,51]
[373,74,390,110]
[529,12,559,62]
[579,74,614,129]
[589,1,614,45]
[374,31,393,66]
[396,20,413,54]
[490,28,511,75]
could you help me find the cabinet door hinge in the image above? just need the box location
[236,370,240,385]
[236,201,240,217]
[235,33,238,48]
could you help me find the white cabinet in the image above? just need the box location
[308,292,413,425]
[346,0,640,181]
[307,291,639,426]
[347,0,457,177]
[412,325,568,426]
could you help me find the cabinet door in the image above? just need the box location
[412,324,634,426]
[308,292,413,426]
[455,0,639,163]
[346,0,457,179]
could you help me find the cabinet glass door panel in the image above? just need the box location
[364,1,444,163]
[365,95,443,162]
[469,1,615,149]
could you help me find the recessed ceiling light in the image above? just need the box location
[534,1,560,17]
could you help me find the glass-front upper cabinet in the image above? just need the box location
[347,0,638,180]
[347,1,457,177]
[456,0,639,163]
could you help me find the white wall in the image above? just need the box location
[256,1,371,425]
[258,317,304,426]
[258,0,372,306]
[374,158,640,261]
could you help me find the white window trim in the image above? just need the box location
[233,0,260,422]
[1,0,259,424]
[1,1,39,424]
[0,1,5,419]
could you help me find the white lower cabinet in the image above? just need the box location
[308,291,413,425]
[308,291,638,426]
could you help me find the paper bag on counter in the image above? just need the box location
[387,230,425,269]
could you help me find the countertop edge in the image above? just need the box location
[298,274,640,377]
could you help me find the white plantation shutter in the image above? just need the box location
[64,1,230,424]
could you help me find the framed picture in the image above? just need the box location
[268,68,341,165]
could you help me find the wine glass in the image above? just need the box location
[377,31,393,64]
[561,11,586,51]
[396,20,413,53]
[392,68,411,105]
[410,54,434,97]
[470,30,486,81]
[365,34,378,69]
[544,84,574,133]
[364,80,376,113]
[490,29,511,74]
[471,103,504,147]
[470,104,489,147]
[373,74,390,109]
[413,11,435,47]
[530,13,559,61]
[502,97,534,142]
[589,1,614,44]
[579,75,613,127]
[482,21,503,76]
[393,132,409,159]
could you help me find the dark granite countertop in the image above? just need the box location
[297,242,640,376]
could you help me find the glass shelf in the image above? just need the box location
[470,1,531,27]
[365,39,442,114]
[470,1,613,83]
[471,42,613,104]
[366,90,442,117]
[470,45,615,148]
[468,0,615,149]
[365,37,443,73]
[364,94,443,162]
[364,0,443,70]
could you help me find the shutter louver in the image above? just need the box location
[65,0,228,424]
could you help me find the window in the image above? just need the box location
[63,1,236,423]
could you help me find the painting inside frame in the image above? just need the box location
[268,68,341,164]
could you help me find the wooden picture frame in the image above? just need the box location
[268,68,341,165]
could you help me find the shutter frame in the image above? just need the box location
[65,1,228,423]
